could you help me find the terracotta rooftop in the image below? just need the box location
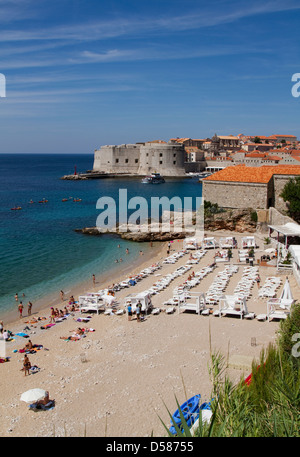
[245,152,267,158]
[268,134,297,139]
[203,165,300,184]
[261,156,282,161]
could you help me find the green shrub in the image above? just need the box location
[160,304,300,437]
[250,211,258,222]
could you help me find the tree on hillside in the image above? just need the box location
[253,136,262,143]
[280,176,300,223]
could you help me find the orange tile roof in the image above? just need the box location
[245,152,267,158]
[261,156,282,161]
[250,135,269,140]
[203,165,300,184]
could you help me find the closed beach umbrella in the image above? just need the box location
[280,278,294,301]
[20,388,47,403]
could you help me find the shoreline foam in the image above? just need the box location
[1,240,165,328]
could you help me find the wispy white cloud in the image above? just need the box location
[5,84,141,103]
[0,0,39,22]
[0,1,299,43]
[73,43,272,65]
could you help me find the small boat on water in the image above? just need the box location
[141,172,165,184]
[73,198,82,202]
[198,172,212,181]
[11,206,22,211]
[169,394,212,435]
[38,198,48,203]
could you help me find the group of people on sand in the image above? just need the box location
[127,300,145,323]
[0,320,13,341]
[15,294,33,319]
[50,306,72,322]
[21,341,42,376]
[60,291,78,306]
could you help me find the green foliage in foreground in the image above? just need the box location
[280,176,300,223]
[160,304,300,437]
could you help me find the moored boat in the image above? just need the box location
[198,172,212,181]
[141,172,165,184]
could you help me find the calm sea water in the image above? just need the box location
[0,153,202,315]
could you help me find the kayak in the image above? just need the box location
[169,394,201,434]
[169,395,213,435]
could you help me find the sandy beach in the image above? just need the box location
[0,230,298,437]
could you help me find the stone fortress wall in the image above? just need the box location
[93,142,186,176]
[203,181,270,210]
[203,173,297,212]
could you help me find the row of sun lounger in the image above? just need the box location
[258,276,282,298]
[232,266,258,300]
[205,265,239,305]
[162,250,187,264]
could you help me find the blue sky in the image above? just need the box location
[0,0,300,153]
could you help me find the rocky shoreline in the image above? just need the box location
[75,208,257,241]
[75,226,187,242]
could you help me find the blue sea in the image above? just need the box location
[0,153,202,317]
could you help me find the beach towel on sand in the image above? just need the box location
[0,357,10,363]
[40,324,55,330]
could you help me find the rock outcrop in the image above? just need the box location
[75,208,257,241]
[204,208,257,232]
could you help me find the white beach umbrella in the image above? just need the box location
[20,388,47,403]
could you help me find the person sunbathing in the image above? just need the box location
[60,335,80,341]
[32,391,55,409]
[37,391,51,405]
[60,327,85,341]
[23,340,33,351]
